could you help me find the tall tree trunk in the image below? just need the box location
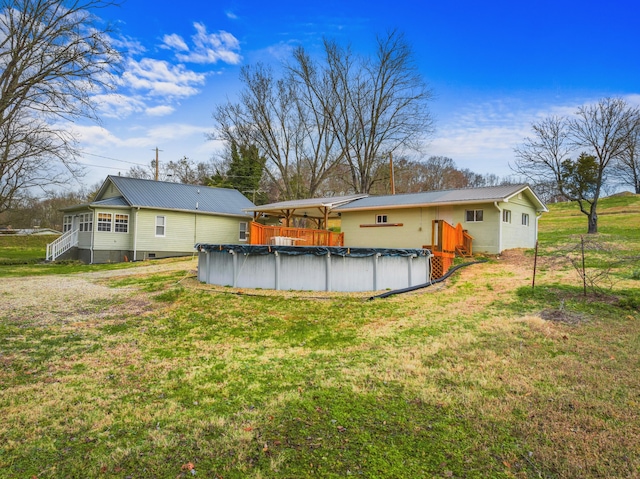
[588,202,598,234]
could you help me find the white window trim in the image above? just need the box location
[502,209,512,223]
[114,213,129,233]
[239,221,248,242]
[376,214,388,224]
[97,212,112,232]
[155,215,166,237]
[522,213,530,226]
[466,209,483,222]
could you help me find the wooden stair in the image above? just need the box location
[455,245,473,258]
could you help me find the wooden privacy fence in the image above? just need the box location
[249,222,344,247]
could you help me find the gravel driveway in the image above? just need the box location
[1,259,197,327]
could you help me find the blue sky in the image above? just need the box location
[75,0,640,188]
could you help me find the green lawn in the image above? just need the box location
[1,196,639,478]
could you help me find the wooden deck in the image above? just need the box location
[249,222,344,247]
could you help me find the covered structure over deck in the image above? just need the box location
[245,194,366,246]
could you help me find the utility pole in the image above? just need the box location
[152,147,163,181]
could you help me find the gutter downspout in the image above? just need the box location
[89,206,95,264]
[494,202,502,254]
[133,208,139,261]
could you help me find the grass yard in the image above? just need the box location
[1,196,639,478]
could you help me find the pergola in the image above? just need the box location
[244,194,367,229]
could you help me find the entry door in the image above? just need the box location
[437,206,454,225]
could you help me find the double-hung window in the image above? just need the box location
[376,214,388,224]
[63,215,73,232]
[97,213,112,232]
[114,214,129,233]
[502,209,512,223]
[155,215,166,237]
[522,213,530,226]
[239,221,248,241]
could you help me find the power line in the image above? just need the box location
[82,152,148,167]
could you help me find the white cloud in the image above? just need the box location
[161,33,189,52]
[162,23,242,65]
[111,35,146,56]
[145,105,175,117]
[93,93,146,119]
[225,11,238,20]
[122,58,206,98]
[73,124,125,147]
[428,98,585,176]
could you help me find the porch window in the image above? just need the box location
[239,221,248,241]
[97,213,112,232]
[155,215,166,237]
[114,214,129,233]
[522,213,530,226]
[63,215,72,232]
[376,214,388,224]
[79,213,93,232]
[465,209,483,222]
[502,209,512,223]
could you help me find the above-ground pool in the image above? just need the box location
[195,244,433,292]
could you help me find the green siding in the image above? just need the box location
[134,209,248,253]
[341,208,436,248]
[92,208,133,251]
[457,203,501,253]
[341,197,540,254]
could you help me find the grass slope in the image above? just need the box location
[0,196,639,478]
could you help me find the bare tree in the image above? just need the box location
[213,64,309,200]
[126,157,214,184]
[0,0,120,213]
[514,98,640,233]
[212,30,434,199]
[611,125,640,194]
[324,31,434,193]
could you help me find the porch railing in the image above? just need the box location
[249,222,344,247]
[46,229,78,261]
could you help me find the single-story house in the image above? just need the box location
[48,175,256,263]
[333,184,547,254]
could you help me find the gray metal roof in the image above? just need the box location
[246,194,368,218]
[335,184,547,212]
[94,176,255,217]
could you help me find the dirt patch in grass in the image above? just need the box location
[540,308,589,325]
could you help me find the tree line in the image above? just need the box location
[2,1,638,235]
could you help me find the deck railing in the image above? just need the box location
[249,222,344,247]
[46,229,78,261]
[427,220,474,278]
[429,220,473,255]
